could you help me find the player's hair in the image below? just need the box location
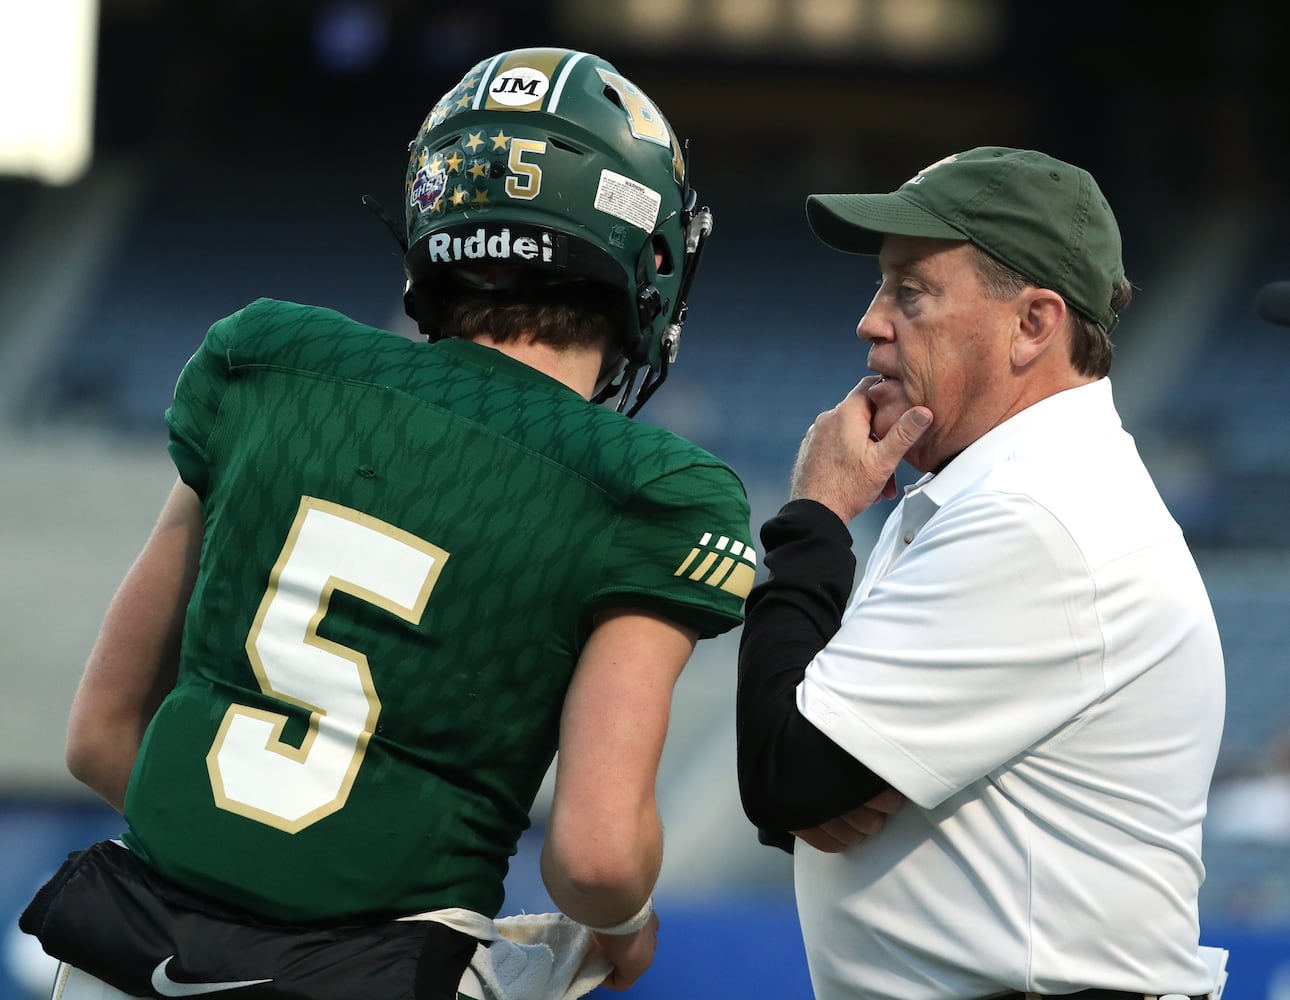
[427,278,627,353]
[970,246,1130,378]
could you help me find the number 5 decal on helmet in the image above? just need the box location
[506,139,546,200]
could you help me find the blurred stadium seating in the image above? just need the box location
[2,1,1288,997]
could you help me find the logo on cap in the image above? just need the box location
[907,153,959,186]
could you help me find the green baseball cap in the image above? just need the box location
[806,146,1125,332]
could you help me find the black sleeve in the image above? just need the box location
[736,499,890,843]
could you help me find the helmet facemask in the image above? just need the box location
[594,160,713,415]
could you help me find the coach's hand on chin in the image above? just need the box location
[789,375,933,524]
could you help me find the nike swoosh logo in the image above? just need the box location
[151,957,273,996]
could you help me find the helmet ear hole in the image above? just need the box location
[652,234,674,276]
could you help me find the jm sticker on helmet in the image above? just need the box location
[425,226,554,264]
[488,67,551,108]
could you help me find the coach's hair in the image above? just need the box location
[970,246,1131,378]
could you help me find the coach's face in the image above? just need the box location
[857,236,1018,473]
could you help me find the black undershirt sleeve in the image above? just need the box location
[736,499,891,851]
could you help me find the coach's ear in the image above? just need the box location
[757,827,795,854]
[1010,286,1066,368]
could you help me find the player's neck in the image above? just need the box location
[470,333,604,401]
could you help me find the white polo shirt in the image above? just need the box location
[795,379,1225,1000]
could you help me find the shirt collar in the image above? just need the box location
[433,337,583,397]
[905,378,1121,508]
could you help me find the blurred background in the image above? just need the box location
[2,0,1289,997]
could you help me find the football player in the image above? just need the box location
[21,47,752,1000]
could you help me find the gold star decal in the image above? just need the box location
[490,129,510,151]
[417,149,428,168]
[472,188,490,206]
[449,187,469,207]
[455,92,472,110]
[427,155,444,173]
[445,151,464,173]
[468,160,488,180]
[463,76,479,89]
[464,131,484,153]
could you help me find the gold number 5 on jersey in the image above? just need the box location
[207,496,449,833]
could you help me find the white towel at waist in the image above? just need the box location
[464,911,613,1000]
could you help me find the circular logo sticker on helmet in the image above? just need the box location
[488,67,550,108]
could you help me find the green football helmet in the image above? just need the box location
[398,47,713,416]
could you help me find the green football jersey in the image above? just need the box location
[122,298,754,925]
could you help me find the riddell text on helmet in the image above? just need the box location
[426,227,554,264]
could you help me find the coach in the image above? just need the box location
[736,147,1226,1000]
